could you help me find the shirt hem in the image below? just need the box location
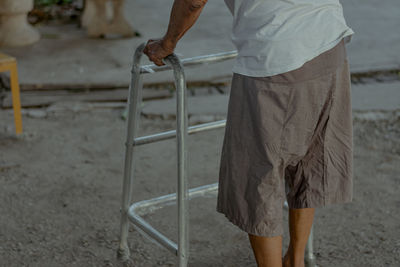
[231,29,354,77]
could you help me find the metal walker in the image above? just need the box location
[117,42,317,267]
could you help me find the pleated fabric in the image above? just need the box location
[216,38,353,237]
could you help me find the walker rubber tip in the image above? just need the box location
[117,247,132,264]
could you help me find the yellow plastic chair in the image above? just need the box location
[0,53,22,135]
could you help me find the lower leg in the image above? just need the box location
[283,208,315,267]
[248,233,283,267]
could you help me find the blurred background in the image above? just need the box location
[0,1,399,266]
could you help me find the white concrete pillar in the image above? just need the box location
[0,0,40,47]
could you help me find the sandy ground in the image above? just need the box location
[0,91,399,266]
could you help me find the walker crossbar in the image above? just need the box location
[133,119,226,146]
[127,183,219,255]
[139,50,238,74]
[117,42,316,267]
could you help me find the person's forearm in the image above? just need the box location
[162,0,208,50]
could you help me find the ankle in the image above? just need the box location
[290,257,305,267]
[284,246,305,267]
[283,256,305,267]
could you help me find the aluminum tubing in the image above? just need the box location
[164,54,189,267]
[305,224,317,267]
[140,50,238,74]
[133,119,226,146]
[117,42,146,261]
[127,210,178,254]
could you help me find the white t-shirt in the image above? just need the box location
[224,0,354,77]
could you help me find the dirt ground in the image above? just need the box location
[0,95,399,267]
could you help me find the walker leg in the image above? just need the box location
[305,223,317,267]
[166,55,189,266]
[177,73,189,267]
[117,46,144,261]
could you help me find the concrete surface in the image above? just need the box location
[140,81,400,122]
[142,94,229,119]
[351,81,400,111]
[0,99,399,267]
[0,0,399,87]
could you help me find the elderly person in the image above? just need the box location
[143,1,354,267]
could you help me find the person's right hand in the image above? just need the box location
[143,38,175,66]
